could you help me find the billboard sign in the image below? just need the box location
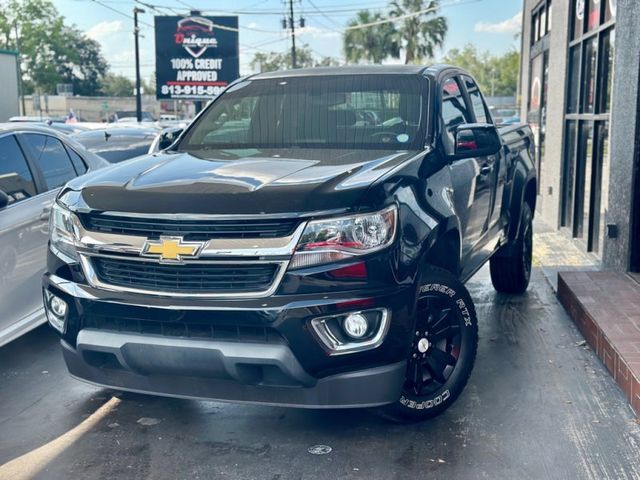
[155,15,239,100]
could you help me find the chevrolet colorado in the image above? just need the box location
[43,65,536,421]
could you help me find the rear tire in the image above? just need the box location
[490,202,533,294]
[381,267,478,423]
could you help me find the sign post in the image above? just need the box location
[154,15,239,101]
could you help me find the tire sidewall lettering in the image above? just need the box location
[420,283,473,327]
[399,389,451,410]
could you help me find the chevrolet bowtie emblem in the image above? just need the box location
[141,236,204,262]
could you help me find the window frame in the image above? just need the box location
[63,145,89,175]
[460,74,493,125]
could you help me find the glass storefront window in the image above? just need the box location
[605,0,617,22]
[539,7,547,38]
[587,0,601,31]
[598,29,615,113]
[573,0,585,39]
[575,121,594,240]
[562,121,578,228]
[547,1,553,31]
[562,0,615,254]
[581,37,598,114]
[567,46,581,114]
[590,121,610,253]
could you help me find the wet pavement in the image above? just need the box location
[1,265,640,480]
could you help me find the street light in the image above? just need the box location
[133,7,145,123]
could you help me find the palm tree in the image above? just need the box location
[343,11,399,64]
[390,0,447,64]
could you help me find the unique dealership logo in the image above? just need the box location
[142,236,204,262]
[174,17,218,58]
[576,0,585,20]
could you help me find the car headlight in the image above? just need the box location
[290,205,397,269]
[50,202,81,261]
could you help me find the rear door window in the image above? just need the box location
[463,75,491,124]
[0,135,37,204]
[23,134,78,190]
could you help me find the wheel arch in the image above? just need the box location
[422,218,462,276]
[507,171,537,241]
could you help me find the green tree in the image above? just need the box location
[442,44,520,97]
[101,73,135,97]
[0,0,107,95]
[342,0,447,65]
[143,73,156,96]
[343,11,399,64]
[390,0,447,64]
[250,45,338,72]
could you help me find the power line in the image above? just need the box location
[305,0,347,30]
[343,0,480,31]
[89,0,154,28]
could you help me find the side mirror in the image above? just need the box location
[450,123,502,161]
[0,190,9,209]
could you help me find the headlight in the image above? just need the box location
[291,205,397,269]
[50,203,81,261]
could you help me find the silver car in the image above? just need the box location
[0,124,107,346]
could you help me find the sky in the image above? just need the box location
[53,0,523,81]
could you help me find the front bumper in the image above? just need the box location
[62,330,406,408]
[44,268,415,408]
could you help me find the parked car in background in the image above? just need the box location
[41,122,91,135]
[490,108,520,126]
[0,123,107,346]
[72,127,159,163]
[114,111,156,123]
[9,116,57,123]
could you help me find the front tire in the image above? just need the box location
[490,202,533,294]
[381,267,478,422]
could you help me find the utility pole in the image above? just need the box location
[13,21,25,115]
[282,1,304,69]
[288,0,297,68]
[134,7,145,122]
[190,10,204,114]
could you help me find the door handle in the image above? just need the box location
[480,165,493,176]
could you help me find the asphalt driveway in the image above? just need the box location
[1,265,639,480]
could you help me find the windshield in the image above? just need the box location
[180,75,428,151]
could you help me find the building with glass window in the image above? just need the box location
[520,0,640,272]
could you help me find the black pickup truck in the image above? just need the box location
[43,65,536,421]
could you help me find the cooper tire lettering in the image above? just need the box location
[398,390,451,410]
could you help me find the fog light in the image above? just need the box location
[310,308,390,355]
[343,313,368,338]
[44,291,67,333]
[50,296,68,318]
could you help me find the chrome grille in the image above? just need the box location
[78,212,299,240]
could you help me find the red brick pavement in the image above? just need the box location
[558,271,640,417]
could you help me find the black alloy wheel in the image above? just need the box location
[381,267,478,422]
[405,295,462,397]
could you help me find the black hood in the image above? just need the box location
[66,148,418,215]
